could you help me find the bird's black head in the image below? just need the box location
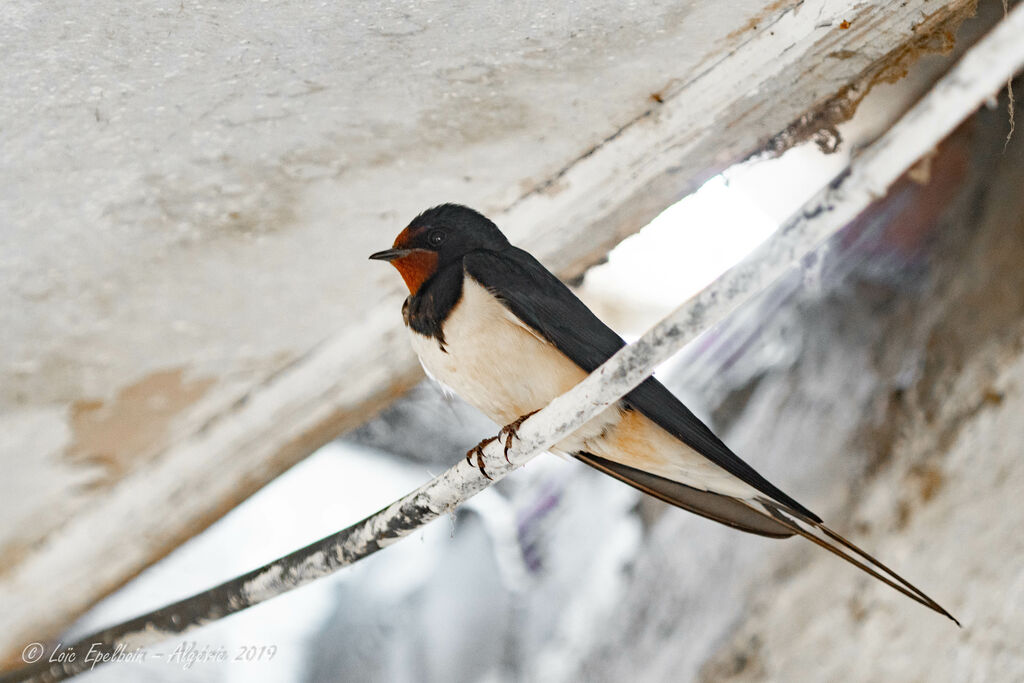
[369,203,510,294]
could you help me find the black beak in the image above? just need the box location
[369,248,413,262]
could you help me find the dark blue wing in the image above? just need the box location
[462,247,820,522]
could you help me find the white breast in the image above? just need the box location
[408,274,758,498]
[409,276,589,427]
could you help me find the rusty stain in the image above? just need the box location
[649,92,664,104]
[982,388,1005,406]
[828,49,860,60]
[0,539,30,581]
[760,0,976,158]
[907,464,946,503]
[725,0,800,43]
[839,19,851,29]
[918,467,945,501]
[66,368,215,479]
[894,465,945,529]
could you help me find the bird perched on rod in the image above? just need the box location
[370,203,956,623]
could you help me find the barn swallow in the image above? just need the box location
[370,203,956,623]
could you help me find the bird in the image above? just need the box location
[370,203,957,624]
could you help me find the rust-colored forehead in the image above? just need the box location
[393,223,424,249]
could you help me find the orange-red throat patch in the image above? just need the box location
[389,225,439,294]
[391,249,439,294]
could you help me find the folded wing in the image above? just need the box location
[463,247,817,520]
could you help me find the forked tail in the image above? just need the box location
[576,452,958,624]
[756,498,960,626]
[573,450,954,622]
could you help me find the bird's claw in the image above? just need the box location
[466,410,540,477]
[499,409,540,462]
[466,436,497,480]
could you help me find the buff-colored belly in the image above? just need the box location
[409,276,757,498]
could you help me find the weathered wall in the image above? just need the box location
[51,69,1020,683]
[579,93,1024,682]
[289,94,1024,682]
[0,0,981,663]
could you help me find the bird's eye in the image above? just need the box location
[428,230,446,246]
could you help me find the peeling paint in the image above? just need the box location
[241,565,285,604]
[66,369,215,480]
[761,0,977,156]
[725,0,804,43]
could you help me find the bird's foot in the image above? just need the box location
[499,409,541,462]
[466,436,497,480]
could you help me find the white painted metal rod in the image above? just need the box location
[4,6,1023,681]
